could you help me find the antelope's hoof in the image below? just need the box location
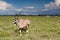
[20,34,22,36]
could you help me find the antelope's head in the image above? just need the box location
[14,19,19,25]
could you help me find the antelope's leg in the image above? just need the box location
[26,25,29,33]
[20,30,22,33]
[26,29,28,33]
[19,28,22,36]
[25,25,29,36]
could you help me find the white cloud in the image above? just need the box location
[16,6,38,15]
[44,0,60,11]
[0,1,7,10]
[16,6,35,12]
[17,8,23,11]
[24,6,35,9]
[55,0,60,6]
[0,0,17,15]
[0,1,15,10]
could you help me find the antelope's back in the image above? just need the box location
[25,19,30,24]
[17,19,30,28]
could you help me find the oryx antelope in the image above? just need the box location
[14,18,30,36]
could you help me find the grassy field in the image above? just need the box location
[0,16,60,40]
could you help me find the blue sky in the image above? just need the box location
[4,0,54,8]
[0,0,60,15]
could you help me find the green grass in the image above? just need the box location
[0,16,60,40]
